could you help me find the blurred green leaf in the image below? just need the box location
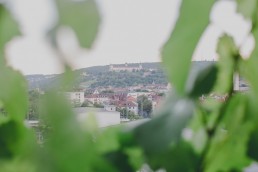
[133,95,194,154]
[105,150,134,172]
[205,95,252,172]
[0,66,28,121]
[39,92,115,172]
[147,141,199,172]
[54,0,101,48]
[246,93,258,161]
[124,147,144,170]
[240,28,258,98]
[162,0,214,95]
[0,5,20,51]
[95,127,120,154]
[0,120,26,158]
[0,158,36,172]
[187,64,218,98]
[236,0,257,20]
[214,35,238,93]
[247,128,258,161]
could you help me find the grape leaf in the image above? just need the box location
[54,0,101,48]
[0,5,20,51]
[236,0,257,20]
[214,35,238,93]
[0,66,28,121]
[133,95,194,154]
[162,0,215,95]
[187,63,218,98]
[205,95,252,172]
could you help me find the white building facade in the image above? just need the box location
[64,92,85,106]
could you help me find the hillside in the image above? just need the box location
[26,61,214,90]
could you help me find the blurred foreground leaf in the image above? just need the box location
[147,141,199,171]
[236,0,257,21]
[39,92,115,172]
[240,29,258,99]
[214,35,238,93]
[187,64,218,98]
[54,0,101,48]
[0,66,28,121]
[0,5,20,51]
[133,95,194,154]
[162,0,214,95]
[0,120,25,158]
[205,95,252,172]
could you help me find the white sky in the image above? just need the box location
[5,0,252,75]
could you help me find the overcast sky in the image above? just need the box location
[6,0,252,75]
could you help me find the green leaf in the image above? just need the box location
[247,128,258,161]
[236,0,257,20]
[0,66,28,121]
[240,28,258,98]
[187,64,218,98]
[162,0,215,95]
[0,159,36,172]
[0,120,26,158]
[95,127,120,154]
[39,92,115,172]
[246,94,258,161]
[133,95,195,154]
[105,151,134,172]
[54,0,101,48]
[147,141,199,171]
[124,147,144,170]
[214,35,238,93]
[0,5,20,51]
[205,95,252,172]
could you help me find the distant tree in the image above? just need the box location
[28,90,41,120]
[118,108,139,120]
[158,92,165,96]
[93,102,104,108]
[101,90,114,94]
[137,95,152,118]
[81,100,93,107]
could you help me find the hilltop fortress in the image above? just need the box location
[109,63,143,72]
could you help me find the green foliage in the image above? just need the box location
[187,64,218,98]
[28,90,41,120]
[213,35,238,93]
[93,102,104,108]
[134,96,194,154]
[236,0,257,20]
[0,66,28,121]
[118,108,139,120]
[2,0,258,172]
[54,0,100,48]
[0,4,20,52]
[162,0,215,95]
[137,95,153,117]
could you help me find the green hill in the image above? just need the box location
[26,61,214,90]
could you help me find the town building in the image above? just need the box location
[127,92,151,99]
[64,92,84,106]
[104,105,116,112]
[74,107,120,128]
[85,94,110,104]
[109,63,143,72]
[116,100,138,115]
